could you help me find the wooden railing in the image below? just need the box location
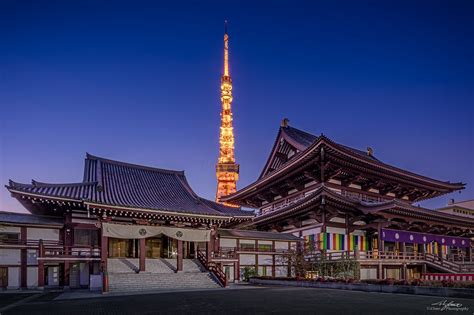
[42,246,101,258]
[213,247,237,259]
[307,250,474,273]
[37,240,100,259]
[0,239,63,247]
[220,246,291,254]
[197,250,227,287]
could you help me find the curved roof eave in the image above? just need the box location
[222,134,465,202]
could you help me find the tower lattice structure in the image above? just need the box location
[216,23,239,205]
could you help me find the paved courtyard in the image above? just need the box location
[1,286,474,315]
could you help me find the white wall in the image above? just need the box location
[47,266,60,286]
[275,255,288,265]
[258,255,273,265]
[223,265,234,281]
[27,267,38,288]
[275,266,288,277]
[220,238,237,247]
[27,228,60,241]
[258,266,272,276]
[240,254,256,265]
[258,240,272,246]
[27,249,38,265]
[275,241,288,249]
[301,227,321,236]
[326,227,346,234]
[7,267,20,289]
[0,249,21,265]
[0,226,20,233]
[80,263,90,286]
[360,268,377,280]
[329,217,345,224]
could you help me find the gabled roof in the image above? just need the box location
[223,124,465,203]
[7,154,253,218]
[259,125,378,179]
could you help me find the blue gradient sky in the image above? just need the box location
[1,1,473,213]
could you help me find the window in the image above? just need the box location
[0,233,19,243]
[240,243,255,250]
[258,243,273,251]
[74,229,99,246]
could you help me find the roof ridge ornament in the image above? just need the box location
[281,118,290,128]
[367,147,374,157]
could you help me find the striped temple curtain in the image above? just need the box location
[303,233,368,251]
[425,242,448,256]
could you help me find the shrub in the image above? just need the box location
[410,278,423,286]
[441,279,455,287]
[242,266,258,282]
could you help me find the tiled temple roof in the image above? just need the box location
[7,154,253,218]
[225,124,464,203]
[283,126,379,163]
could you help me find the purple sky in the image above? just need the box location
[1,1,473,213]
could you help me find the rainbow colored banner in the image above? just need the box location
[425,242,448,256]
[303,233,368,251]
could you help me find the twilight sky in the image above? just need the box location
[1,1,473,213]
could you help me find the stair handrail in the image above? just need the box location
[197,250,227,287]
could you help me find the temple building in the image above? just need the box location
[221,120,474,280]
[1,154,298,290]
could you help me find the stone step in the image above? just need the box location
[107,270,221,292]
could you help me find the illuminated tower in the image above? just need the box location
[216,21,239,204]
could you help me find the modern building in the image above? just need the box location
[221,120,474,280]
[436,199,474,219]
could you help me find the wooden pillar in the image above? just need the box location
[20,227,27,288]
[272,240,276,278]
[177,240,183,272]
[402,263,407,280]
[321,205,327,257]
[206,241,212,263]
[377,263,383,280]
[377,223,382,252]
[233,261,239,282]
[63,262,70,287]
[235,239,240,281]
[255,239,259,275]
[101,236,108,264]
[139,238,146,272]
[64,212,73,256]
[287,241,292,277]
[402,242,406,258]
[101,235,109,292]
[38,261,45,288]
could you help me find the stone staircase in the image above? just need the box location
[107,258,221,292]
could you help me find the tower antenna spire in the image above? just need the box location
[223,20,229,77]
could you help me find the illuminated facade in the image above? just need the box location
[216,23,239,203]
